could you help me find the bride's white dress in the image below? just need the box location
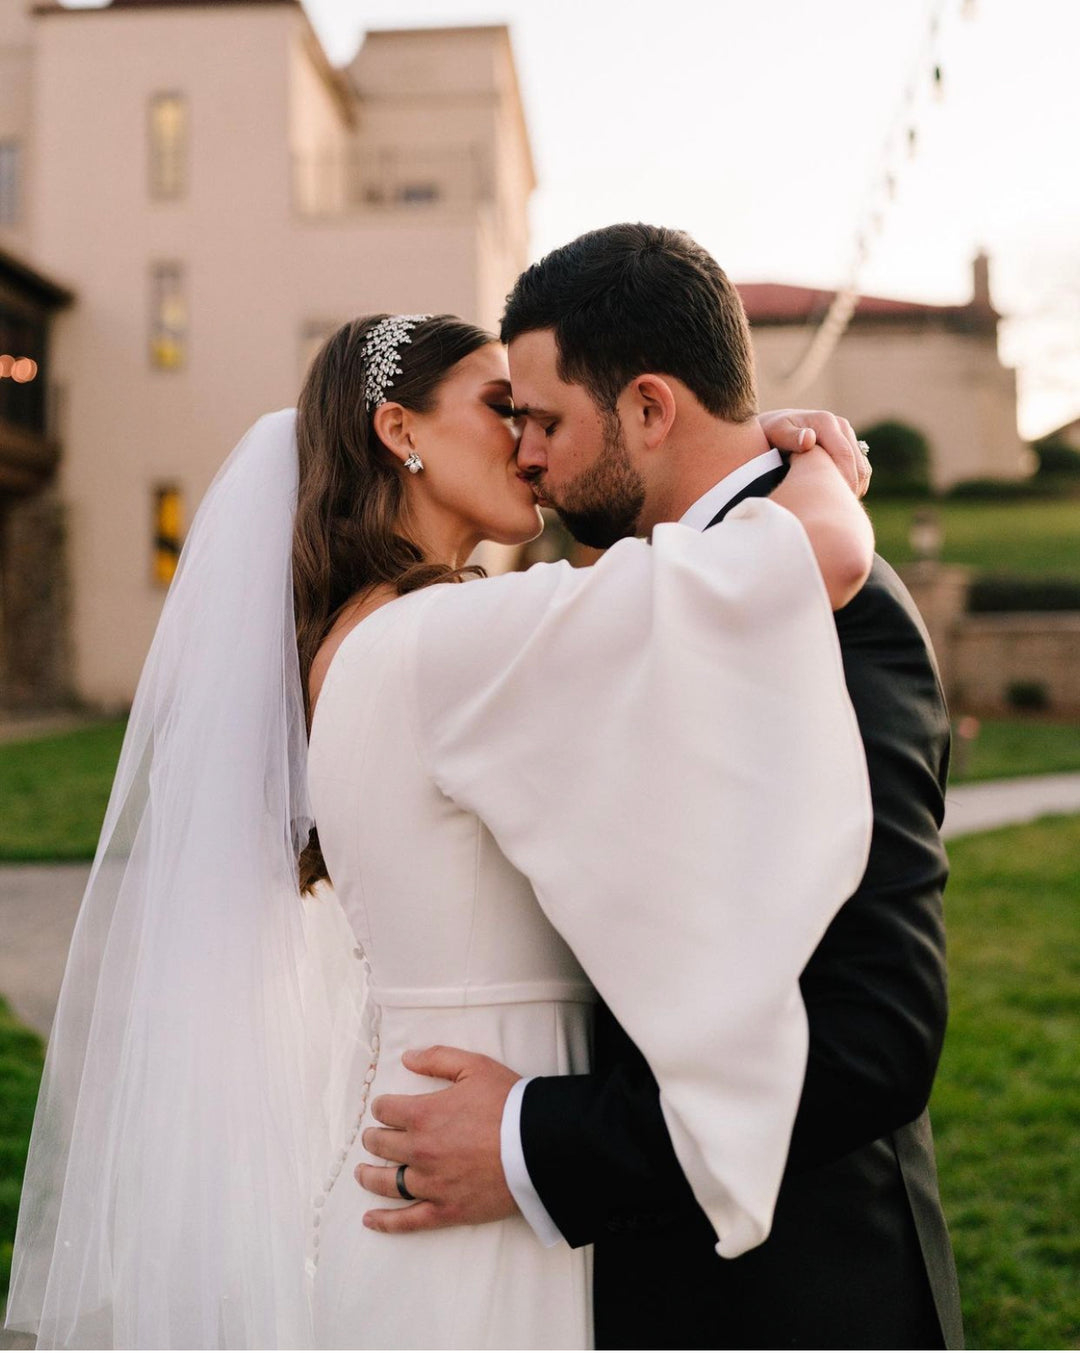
[304,502,872,1351]
[307,605,595,1349]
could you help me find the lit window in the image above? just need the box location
[149,93,187,200]
[0,142,20,226]
[0,302,45,435]
[153,484,183,586]
[150,262,187,369]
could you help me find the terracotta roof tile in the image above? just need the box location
[736,282,993,325]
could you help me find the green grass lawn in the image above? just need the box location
[0,715,1079,862]
[950,717,1080,783]
[932,814,1080,1349]
[0,720,126,861]
[0,996,45,1303]
[868,498,1080,579]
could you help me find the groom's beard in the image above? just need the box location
[547,419,646,550]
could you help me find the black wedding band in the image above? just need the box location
[395,1163,417,1201]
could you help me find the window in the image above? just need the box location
[153,484,183,586]
[149,262,186,369]
[0,142,20,226]
[398,183,440,205]
[149,93,187,200]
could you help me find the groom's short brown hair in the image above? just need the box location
[501,223,758,422]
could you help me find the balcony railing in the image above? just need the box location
[293,145,491,218]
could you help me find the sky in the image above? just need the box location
[301,0,1080,437]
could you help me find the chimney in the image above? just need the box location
[972,250,992,311]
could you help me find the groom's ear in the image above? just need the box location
[630,374,677,450]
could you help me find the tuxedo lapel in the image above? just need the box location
[705,460,789,528]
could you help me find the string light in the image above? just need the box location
[0,355,38,382]
[780,0,971,398]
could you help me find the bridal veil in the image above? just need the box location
[6,410,362,1348]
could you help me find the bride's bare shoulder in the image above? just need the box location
[308,584,399,714]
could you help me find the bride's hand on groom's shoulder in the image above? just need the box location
[759,408,871,497]
[356,1046,522,1234]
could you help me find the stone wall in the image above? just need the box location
[0,489,73,708]
[900,563,1080,715]
[950,613,1080,715]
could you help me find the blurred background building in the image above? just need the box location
[740,251,1029,490]
[0,0,533,709]
[0,0,1061,713]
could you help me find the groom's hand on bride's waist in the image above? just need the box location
[357,1045,522,1233]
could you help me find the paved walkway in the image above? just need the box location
[0,712,110,747]
[0,863,90,1039]
[940,770,1080,839]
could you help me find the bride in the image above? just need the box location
[8,312,873,1349]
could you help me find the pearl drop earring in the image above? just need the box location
[403,453,424,475]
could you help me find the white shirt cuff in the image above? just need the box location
[500,1076,564,1248]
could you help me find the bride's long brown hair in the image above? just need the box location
[293,313,494,893]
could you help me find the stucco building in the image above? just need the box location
[739,253,1029,490]
[0,0,534,708]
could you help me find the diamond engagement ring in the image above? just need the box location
[857,440,871,458]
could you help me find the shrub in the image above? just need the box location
[1005,681,1050,711]
[967,575,1080,612]
[946,478,1045,502]
[1032,435,1080,477]
[858,419,932,496]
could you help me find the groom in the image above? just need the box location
[358,224,963,1350]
